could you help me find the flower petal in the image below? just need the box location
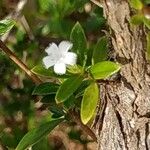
[45,43,59,56]
[58,41,73,54]
[64,52,77,65]
[43,56,57,69]
[54,63,66,75]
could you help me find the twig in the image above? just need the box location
[0,40,42,84]
[0,40,97,142]
[20,15,35,40]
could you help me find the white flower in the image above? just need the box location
[43,41,77,74]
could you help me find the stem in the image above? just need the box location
[0,40,97,141]
[0,40,42,84]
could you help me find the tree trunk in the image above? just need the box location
[93,0,150,149]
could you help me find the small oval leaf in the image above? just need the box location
[0,19,15,35]
[81,82,99,124]
[16,118,64,150]
[32,82,59,95]
[90,61,120,80]
[70,22,87,66]
[56,75,83,103]
[92,36,108,64]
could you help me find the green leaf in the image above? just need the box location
[129,0,143,10]
[63,95,76,109]
[31,65,70,78]
[56,75,84,103]
[16,118,64,150]
[81,82,99,124]
[90,61,120,80]
[67,65,83,74]
[70,22,87,66]
[32,137,49,150]
[143,17,150,29]
[146,32,150,60]
[92,36,108,64]
[32,82,59,95]
[41,95,55,104]
[0,19,15,35]
[130,14,144,25]
[75,80,92,98]
[49,105,65,118]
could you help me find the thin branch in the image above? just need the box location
[20,15,35,40]
[0,40,42,84]
[0,40,97,142]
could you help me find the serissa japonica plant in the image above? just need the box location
[16,22,120,150]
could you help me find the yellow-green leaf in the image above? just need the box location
[81,82,99,124]
[67,65,83,74]
[90,61,120,80]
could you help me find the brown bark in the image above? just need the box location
[93,0,150,150]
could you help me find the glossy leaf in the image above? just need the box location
[67,65,83,74]
[32,82,59,95]
[32,137,49,150]
[81,82,99,124]
[49,105,65,118]
[63,95,76,109]
[16,118,64,150]
[129,0,143,10]
[75,80,92,98]
[0,19,15,35]
[92,36,108,64]
[56,75,83,103]
[130,14,144,25]
[90,61,120,80]
[70,22,87,66]
[41,94,55,104]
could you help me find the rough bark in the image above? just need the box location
[93,0,150,150]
